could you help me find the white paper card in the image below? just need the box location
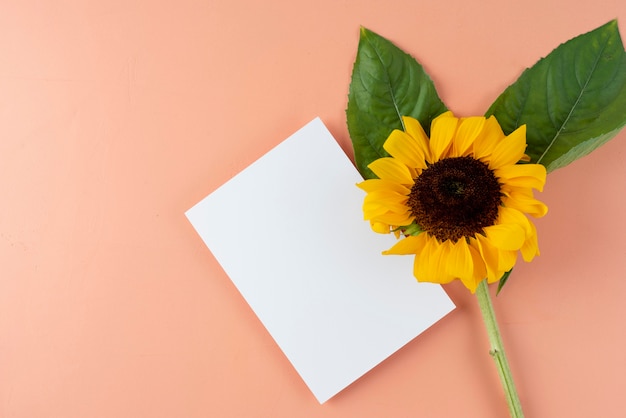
[186,118,455,403]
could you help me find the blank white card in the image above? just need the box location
[186,117,455,403]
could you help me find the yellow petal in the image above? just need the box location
[502,189,548,218]
[414,235,454,284]
[459,275,479,293]
[446,238,473,279]
[363,191,409,213]
[497,248,518,272]
[454,117,485,156]
[447,238,485,293]
[495,164,546,192]
[357,178,410,195]
[427,239,456,284]
[474,234,505,283]
[402,116,432,162]
[520,221,540,262]
[363,202,413,225]
[363,196,409,219]
[363,189,408,207]
[376,211,414,226]
[429,112,457,161]
[370,221,391,234]
[473,116,504,160]
[383,130,428,170]
[414,234,436,280]
[383,233,427,255]
[498,206,533,237]
[483,222,525,251]
[361,200,388,218]
[368,157,414,185]
[488,125,527,169]
[468,241,487,288]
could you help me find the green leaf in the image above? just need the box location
[496,269,513,295]
[347,27,448,179]
[486,20,626,173]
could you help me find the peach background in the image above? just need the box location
[1,1,625,417]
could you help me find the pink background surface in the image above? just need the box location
[1,1,625,417]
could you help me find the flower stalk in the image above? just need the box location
[475,279,524,418]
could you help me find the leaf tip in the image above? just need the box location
[496,269,513,295]
[359,26,369,37]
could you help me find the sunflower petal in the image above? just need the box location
[495,164,546,192]
[365,213,412,228]
[362,203,409,223]
[503,189,548,218]
[498,206,533,237]
[468,242,487,287]
[363,191,409,214]
[357,178,410,195]
[454,117,485,156]
[448,238,485,292]
[430,239,456,284]
[383,233,427,255]
[488,125,527,169]
[497,249,518,272]
[414,234,436,280]
[368,157,413,185]
[483,222,525,251]
[361,204,389,219]
[474,234,505,283]
[370,221,391,234]
[520,221,540,262]
[473,116,504,160]
[429,112,457,161]
[414,235,454,284]
[383,130,428,170]
[447,238,473,279]
[402,116,432,162]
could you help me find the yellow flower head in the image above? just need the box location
[358,112,548,293]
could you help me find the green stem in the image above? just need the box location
[475,279,524,418]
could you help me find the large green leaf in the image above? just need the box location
[486,20,626,172]
[347,27,448,179]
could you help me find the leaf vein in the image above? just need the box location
[536,36,610,164]
[366,35,405,131]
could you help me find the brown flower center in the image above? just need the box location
[408,156,502,242]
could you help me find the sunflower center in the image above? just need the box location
[408,156,502,242]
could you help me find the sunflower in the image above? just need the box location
[357,111,548,293]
